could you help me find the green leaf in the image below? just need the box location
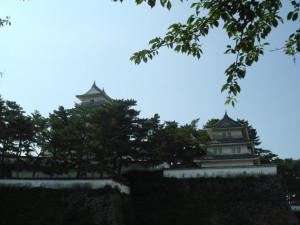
[136,0,143,5]
[272,19,278,27]
[191,3,197,8]
[213,20,219,27]
[187,15,195,24]
[221,84,228,92]
[147,0,156,8]
[160,0,167,7]
[287,11,294,20]
[225,99,231,105]
[236,84,241,93]
[166,1,172,10]
[292,12,298,21]
[174,45,181,52]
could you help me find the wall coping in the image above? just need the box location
[163,165,277,178]
[164,164,277,171]
[0,179,130,194]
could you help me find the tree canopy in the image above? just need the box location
[0,95,282,178]
[114,0,300,106]
[0,97,210,177]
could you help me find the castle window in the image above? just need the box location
[222,132,231,138]
[213,148,222,154]
[218,148,222,154]
[213,148,218,154]
[231,148,236,154]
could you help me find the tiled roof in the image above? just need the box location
[194,154,259,161]
[206,112,244,129]
[81,81,104,96]
[206,138,253,145]
[76,82,113,101]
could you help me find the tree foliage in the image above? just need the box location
[114,0,299,106]
[275,158,300,204]
[0,97,35,178]
[0,96,209,177]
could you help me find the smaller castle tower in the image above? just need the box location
[76,82,113,107]
[194,112,260,168]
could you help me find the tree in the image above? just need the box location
[66,107,93,178]
[204,118,220,127]
[150,119,203,167]
[114,0,299,106]
[151,120,180,166]
[0,99,34,178]
[0,97,10,178]
[8,109,34,178]
[275,158,300,204]
[46,106,71,178]
[254,147,278,163]
[174,119,204,166]
[30,110,50,178]
[131,113,163,163]
[89,99,141,176]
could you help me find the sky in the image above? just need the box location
[0,1,299,159]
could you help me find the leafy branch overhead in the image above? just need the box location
[114,0,300,106]
[0,16,11,27]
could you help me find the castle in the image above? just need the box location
[74,82,276,178]
[194,112,260,168]
[5,82,276,179]
[76,81,113,107]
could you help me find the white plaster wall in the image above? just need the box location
[291,205,300,212]
[163,165,277,178]
[81,95,110,104]
[0,179,130,194]
[207,145,249,155]
[207,145,251,155]
[121,162,170,173]
[12,170,110,179]
[212,129,242,139]
[201,160,254,167]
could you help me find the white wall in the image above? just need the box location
[207,145,249,155]
[212,129,242,139]
[291,205,300,212]
[0,179,130,194]
[121,162,170,173]
[163,165,277,178]
[12,170,110,179]
[201,160,254,167]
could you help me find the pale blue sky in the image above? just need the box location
[0,1,299,159]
